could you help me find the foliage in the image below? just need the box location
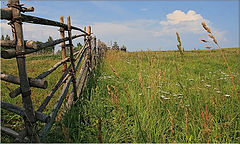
[45,36,55,54]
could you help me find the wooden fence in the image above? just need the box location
[0,0,108,142]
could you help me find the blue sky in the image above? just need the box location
[1,0,239,51]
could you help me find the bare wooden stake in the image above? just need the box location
[59,16,67,73]
[67,16,77,101]
[8,0,39,142]
[88,26,92,73]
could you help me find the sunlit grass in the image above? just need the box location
[59,48,239,143]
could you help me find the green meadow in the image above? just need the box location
[1,48,239,143]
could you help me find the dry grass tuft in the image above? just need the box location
[61,121,72,143]
[110,64,119,78]
[138,73,145,91]
[167,109,174,135]
[201,106,213,142]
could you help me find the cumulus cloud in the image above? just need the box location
[154,10,227,44]
[156,10,210,36]
[160,10,206,25]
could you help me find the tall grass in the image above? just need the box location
[55,48,239,143]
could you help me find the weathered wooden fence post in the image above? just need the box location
[93,36,97,68]
[67,16,77,101]
[57,16,68,120]
[84,26,87,45]
[7,0,39,142]
[87,26,92,72]
[59,16,67,73]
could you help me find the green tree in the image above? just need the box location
[35,41,43,54]
[1,35,5,40]
[5,35,10,40]
[45,36,55,54]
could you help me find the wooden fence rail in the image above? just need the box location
[0,0,108,142]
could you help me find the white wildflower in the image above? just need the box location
[173,94,178,97]
[224,94,230,97]
[205,84,211,88]
[216,91,221,94]
[161,95,170,100]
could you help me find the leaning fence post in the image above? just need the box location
[67,16,78,101]
[7,0,39,142]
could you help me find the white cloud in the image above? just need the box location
[157,10,210,35]
[160,10,205,25]
[155,10,227,44]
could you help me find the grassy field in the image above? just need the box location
[1,48,239,142]
[56,48,239,143]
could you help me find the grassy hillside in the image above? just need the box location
[1,48,239,142]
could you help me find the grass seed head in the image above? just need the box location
[200,39,209,43]
[201,22,211,33]
[208,34,218,44]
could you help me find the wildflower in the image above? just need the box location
[173,94,178,97]
[216,91,221,94]
[224,94,230,97]
[205,84,211,88]
[139,93,143,96]
[161,95,170,100]
[160,90,170,95]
